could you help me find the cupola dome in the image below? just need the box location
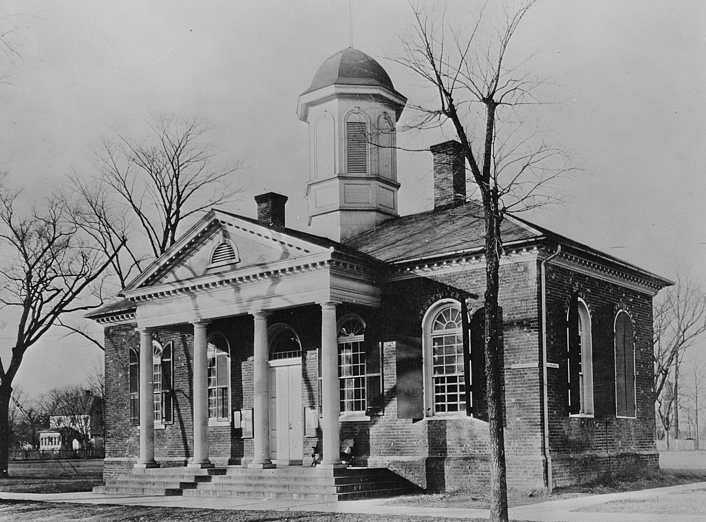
[302,47,402,97]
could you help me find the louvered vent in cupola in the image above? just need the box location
[208,232,239,268]
[346,121,368,174]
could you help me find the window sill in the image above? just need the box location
[209,420,231,428]
[424,413,469,421]
[134,424,171,430]
[569,413,595,419]
[339,414,370,422]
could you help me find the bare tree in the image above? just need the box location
[40,384,103,453]
[0,176,121,477]
[654,270,706,442]
[68,113,243,290]
[680,360,706,449]
[10,388,46,450]
[393,2,571,519]
[0,15,20,85]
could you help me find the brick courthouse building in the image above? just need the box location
[90,48,671,493]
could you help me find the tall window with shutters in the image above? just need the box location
[129,341,173,426]
[152,341,173,424]
[346,114,368,175]
[567,296,594,416]
[129,348,139,426]
[207,334,230,423]
[336,315,383,416]
[615,311,636,418]
[424,301,466,415]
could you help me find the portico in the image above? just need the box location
[121,206,381,470]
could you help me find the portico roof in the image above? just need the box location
[91,209,384,328]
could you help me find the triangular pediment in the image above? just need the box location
[122,210,333,293]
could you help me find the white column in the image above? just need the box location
[136,328,157,468]
[190,320,212,468]
[320,302,343,467]
[250,310,273,468]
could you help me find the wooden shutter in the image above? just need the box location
[462,301,472,417]
[162,343,173,424]
[567,297,581,414]
[395,336,424,419]
[366,341,384,416]
[470,309,488,421]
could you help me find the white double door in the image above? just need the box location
[268,360,303,464]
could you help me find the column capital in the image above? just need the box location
[136,326,153,334]
[250,309,271,319]
[319,301,338,312]
[191,319,211,327]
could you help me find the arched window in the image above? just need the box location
[424,301,466,415]
[615,311,636,417]
[336,314,383,416]
[567,296,594,415]
[268,324,302,360]
[346,112,368,174]
[129,348,139,426]
[208,334,230,423]
[152,341,173,424]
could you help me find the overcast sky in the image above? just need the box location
[1,0,705,398]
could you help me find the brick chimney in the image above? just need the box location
[255,192,288,228]
[430,140,466,209]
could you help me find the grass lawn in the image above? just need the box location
[0,502,496,522]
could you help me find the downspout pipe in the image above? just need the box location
[541,245,561,493]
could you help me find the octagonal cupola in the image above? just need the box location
[297,47,407,242]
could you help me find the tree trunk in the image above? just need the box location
[484,202,508,522]
[0,384,12,478]
[695,386,700,450]
[675,362,680,440]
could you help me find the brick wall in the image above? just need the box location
[365,253,545,491]
[102,248,657,492]
[544,261,658,487]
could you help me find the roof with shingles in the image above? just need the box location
[344,200,672,288]
[343,200,541,263]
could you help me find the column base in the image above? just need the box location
[188,461,214,469]
[133,461,159,470]
[249,462,276,469]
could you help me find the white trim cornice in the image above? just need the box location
[550,254,662,296]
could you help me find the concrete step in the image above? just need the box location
[95,465,421,500]
[182,488,338,501]
[94,485,183,496]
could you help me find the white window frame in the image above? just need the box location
[422,299,467,418]
[337,314,368,419]
[568,297,594,417]
[207,333,231,426]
